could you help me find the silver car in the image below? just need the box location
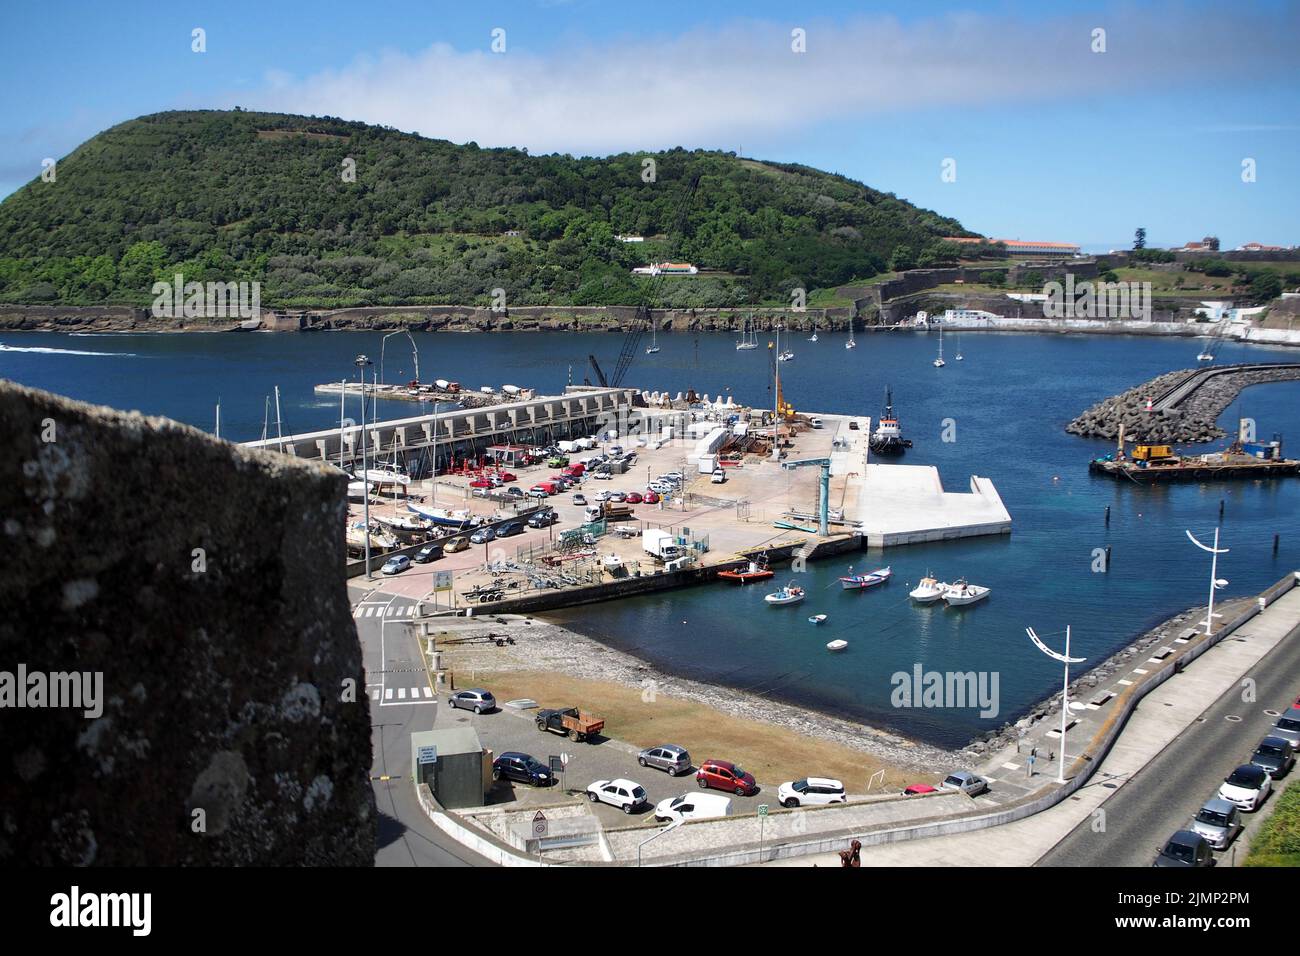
[940,771,989,796]
[1270,707,1300,749]
[1191,798,1243,850]
[447,688,496,714]
[637,744,692,776]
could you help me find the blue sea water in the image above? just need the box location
[4,327,1298,747]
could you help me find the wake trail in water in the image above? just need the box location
[0,343,138,357]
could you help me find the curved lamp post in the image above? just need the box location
[1026,625,1087,784]
[1186,528,1229,636]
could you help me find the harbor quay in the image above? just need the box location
[268,380,1013,613]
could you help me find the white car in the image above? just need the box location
[777,777,847,808]
[593,489,612,502]
[586,778,648,814]
[654,792,733,823]
[659,472,684,483]
[710,470,726,484]
[1217,764,1272,811]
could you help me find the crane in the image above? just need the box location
[780,457,832,536]
[589,171,702,389]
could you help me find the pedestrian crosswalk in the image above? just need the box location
[353,603,418,619]
[373,685,435,702]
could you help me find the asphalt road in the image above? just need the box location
[351,584,493,867]
[1039,621,1300,867]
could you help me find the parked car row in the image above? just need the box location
[1154,700,1299,866]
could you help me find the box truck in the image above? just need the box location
[642,529,684,561]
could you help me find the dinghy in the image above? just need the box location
[826,639,848,652]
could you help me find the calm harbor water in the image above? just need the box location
[4,328,1299,748]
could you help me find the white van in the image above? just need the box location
[654,792,733,824]
[809,417,823,429]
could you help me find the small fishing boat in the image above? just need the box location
[717,559,775,584]
[602,554,624,571]
[764,582,806,606]
[838,565,892,590]
[826,639,848,652]
[808,614,828,625]
[778,350,794,362]
[943,578,991,606]
[908,575,948,604]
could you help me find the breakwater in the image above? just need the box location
[1066,363,1300,443]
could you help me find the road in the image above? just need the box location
[1039,619,1300,867]
[351,583,493,867]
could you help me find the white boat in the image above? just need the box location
[407,502,478,527]
[646,325,661,354]
[778,350,794,362]
[955,333,964,361]
[346,523,398,551]
[933,324,946,367]
[602,554,625,570]
[908,576,948,604]
[838,565,891,590]
[764,582,806,606]
[845,316,856,350]
[943,578,990,606]
[346,480,374,501]
[356,468,411,489]
[374,512,430,534]
[808,614,828,625]
[736,313,759,350]
[826,639,848,652]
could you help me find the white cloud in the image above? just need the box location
[227,7,1297,154]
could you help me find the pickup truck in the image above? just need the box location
[535,706,605,743]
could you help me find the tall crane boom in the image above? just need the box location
[606,172,702,388]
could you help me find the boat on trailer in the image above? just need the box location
[838,566,892,590]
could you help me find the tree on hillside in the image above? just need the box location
[1133,227,1146,250]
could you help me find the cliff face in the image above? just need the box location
[0,381,374,865]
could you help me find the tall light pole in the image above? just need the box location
[1186,528,1229,635]
[1026,625,1087,784]
[356,354,374,580]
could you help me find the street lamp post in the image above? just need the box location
[356,354,374,580]
[1026,625,1087,784]
[1186,528,1229,636]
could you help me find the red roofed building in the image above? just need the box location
[942,237,1081,257]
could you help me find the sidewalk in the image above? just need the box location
[767,581,1300,866]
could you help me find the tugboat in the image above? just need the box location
[868,387,913,456]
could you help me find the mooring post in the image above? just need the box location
[1274,533,1280,555]
[1104,505,1110,526]
[1105,545,1112,570]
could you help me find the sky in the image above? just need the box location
[1,0,1297,252]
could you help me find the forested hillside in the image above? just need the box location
[0,110,974,309]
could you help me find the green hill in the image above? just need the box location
[0,109,974,310]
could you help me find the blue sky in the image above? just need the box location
[2,0,1297,251]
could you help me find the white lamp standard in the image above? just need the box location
[636,816,684,867]
[355,354,374,580]
[1185,528,1229,636]
[1026,625,1087,784]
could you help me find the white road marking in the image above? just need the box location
[1001,762,1020,771]
[1118,678,1134,686]
[384,688,393,700]
[398,687,407,700]
[1132,668,1148,675]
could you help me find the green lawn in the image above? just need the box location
[1244,779,1300,866]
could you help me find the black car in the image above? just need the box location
[527,510,560,528]
[1250,736,1296,779]
[496,521,525,537]
[491,752,552,787]
[1153,830,1215,867]
[414,542,444,563]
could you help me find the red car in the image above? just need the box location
[625,492,644,504]
[643,490,660,504]
[696,759,758,796]
[903,784,938,795]
[468,477,494,488]
[495,471,517,483]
